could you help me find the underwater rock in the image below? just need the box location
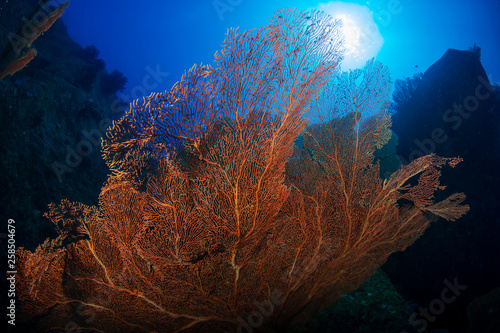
[385,48,500,332]
[466,286,500,333]
[0,0,125,250]
[291,269,420,333]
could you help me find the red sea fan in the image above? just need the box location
[16,8,468,332]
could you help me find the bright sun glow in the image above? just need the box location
[317,2,384,71]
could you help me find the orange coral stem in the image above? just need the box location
[0,48,37,81]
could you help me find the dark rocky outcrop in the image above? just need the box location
[1,3,128,331]
[384,48,500,332]
[466,286,500,333]
[0,0,126,250]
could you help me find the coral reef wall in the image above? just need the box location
[0,0,124,250]
[386,48,500,332]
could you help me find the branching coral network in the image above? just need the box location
[16,7,469,333]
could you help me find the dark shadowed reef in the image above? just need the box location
[385,47,500,333]
[0,0,125,250]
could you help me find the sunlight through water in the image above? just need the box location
[317,2,384,71]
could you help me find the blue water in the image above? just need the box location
[61,0,500,101]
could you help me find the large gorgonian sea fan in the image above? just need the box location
[101,8,344,185]
[16,8,468,333]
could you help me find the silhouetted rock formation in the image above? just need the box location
[0,0,125,250]
[385,48,500,333]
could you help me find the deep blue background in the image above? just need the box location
[59,0,500,101]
